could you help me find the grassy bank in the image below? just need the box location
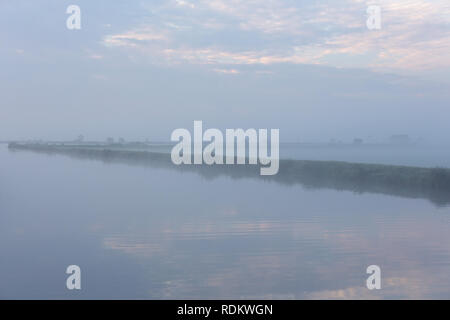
[8,142,450,206]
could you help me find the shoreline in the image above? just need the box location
[8,142,450,206]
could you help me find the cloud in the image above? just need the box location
[100,0,450,73]
[175,0,195,9]
[103,27,168,47]
[89,54,103,60]
[213,68,240,74]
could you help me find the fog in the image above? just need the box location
[2,1,450,300]
[1,0,449,143]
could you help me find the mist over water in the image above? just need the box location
[2,144,450,299]
[1,0,450,301]
[280,144,450,168]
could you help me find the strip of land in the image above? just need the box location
[8,142,450,206]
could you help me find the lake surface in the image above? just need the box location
[1,144,450,299]
[112,143,450,168]
[281,144,450,168]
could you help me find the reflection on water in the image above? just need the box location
[9,144,450,206]
[1,145,450,299]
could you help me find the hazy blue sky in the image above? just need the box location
[1,0,449,142]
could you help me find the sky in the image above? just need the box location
[0,0,449,143]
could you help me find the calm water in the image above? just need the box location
[1,144,450,299]
[121,143,450,167]
[281,144,450,168]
